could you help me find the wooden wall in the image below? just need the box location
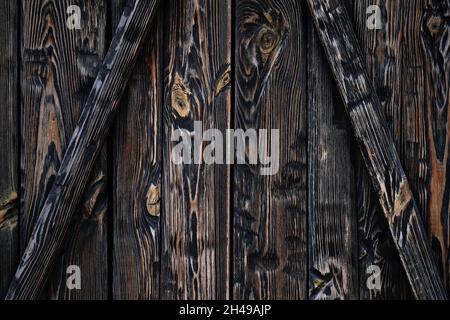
[0,0,448,300]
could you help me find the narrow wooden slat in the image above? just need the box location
[307,17,358,300]
[352,0,417,299]
[307,0,447,299]
[0,0,19,298]
[20,0,108,300]
[234,0,308,299]
[420,0,450,290]
[111,0,163,300]
[6,0,161,300]
[161,0,231,300]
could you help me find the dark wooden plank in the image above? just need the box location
[307,18,358,300]
[6,0,161,300]
[0,0,19,299]
[307,0,447,299]
[161,0,231,300]
[234,0,308,299]
[420,0,450,291]
[111,0,163,300]
[352,0,417,299]
[20,0,108,299]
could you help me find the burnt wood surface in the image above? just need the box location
[6,0,161,300]
[2,0,449,301]
[352,0,419,299]
[307,16,358,300]
[111,0,163,300]
[234,0,308,299]
[307,0,447,299]
[0,0,18,299]
[20,0,108,300]
[161,0,231,300]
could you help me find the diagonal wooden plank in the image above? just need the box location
[0,0,19,299]
[21,0,108,300]
[307,0,447,299]
[6,0,161,300]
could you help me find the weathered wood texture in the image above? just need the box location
[422,0,450,292]
[161,0,231,300]
[6,0,161,300]
[111,0,163,300]
[307,0,447,299]
[307,18,358,299]
[234,0,308,299]
[352,0,422,299]
[420,0,450,292]
[0,0,18,299]
[20,0,108,299]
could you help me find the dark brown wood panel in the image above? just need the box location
[351,0,416,299]
[420,0,450,291]
[0,0,19,299]
[8,0,161,300]
[353,0,450,298]
[307,18,358,300]
[234,0,308,299]
[307,0,447,299]
[20,0,108,299]
[161,0,231,299]
[111,0,163,300]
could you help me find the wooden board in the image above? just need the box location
[307,0,447,299]
[351,0,416,299]
[307,18,358,300]
[20,0,108,299]
[111,0,163,300]
[420,0,450,291]
[161,0,231,299]
[352,0,450,298]
[0,0,19,299]
[233,0,308,299]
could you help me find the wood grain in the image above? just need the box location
[420,0,450,291]
[161,0,231,300]
[307,18,358,300]
[111,0,163,300]
[307,0,447,299]
[234,0,308,299]
[20,0,108,299]
[6,0,161,300]
[0,0,19,299]
[352,0,418,299]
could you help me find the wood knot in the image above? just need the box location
[425,15,444,38]
[256,10,286,65]
[258,28,279,54]
[171,73,191,118]
[215,64,231,96]
[146,184,160,217]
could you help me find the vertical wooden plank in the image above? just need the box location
[307,19,358,299]
[352,0,436,298]
[420,0,450,291]
[111,0,162,300]
[234,0,307,299]
[162,0,231,299]
[0,0,18,299]
[21,0,108,299]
